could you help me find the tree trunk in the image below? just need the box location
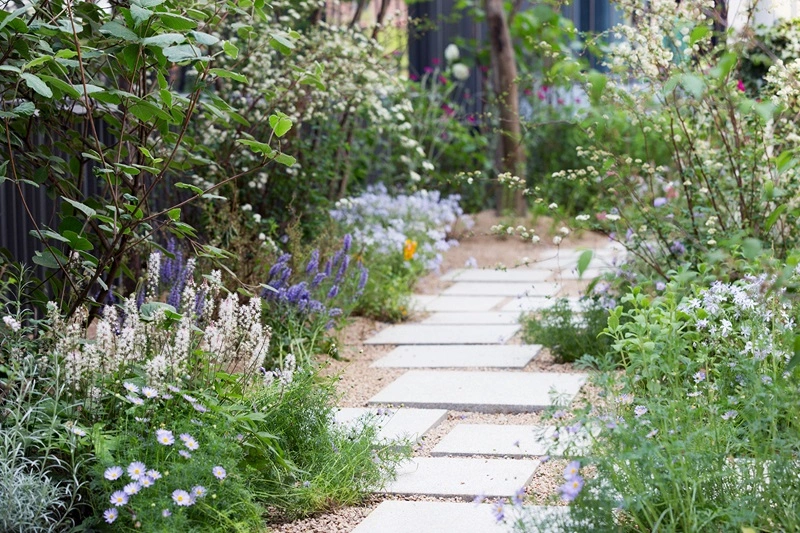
[484,0,526,216]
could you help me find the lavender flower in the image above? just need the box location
[357,264,369,291]
[327,285,339,299]
[305,250,320,274]
[103,508,119,524]
[212,466,227,480]
[653,197,667,207]
[310,272,327,288]
[492,501,505,522]
[512,486,526,507]
[722,410,738,420]
[634,405,648,417]
[335,255,350,283]
[693,370,706,383]
[127,462,146,480]
[156,429,175,446]
[343,234,352,252]
[104,466,123,481]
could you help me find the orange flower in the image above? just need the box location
[403,239,418,261]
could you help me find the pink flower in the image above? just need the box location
[737,79,745,92]
[424,66,433,74]
[409,73,419,82]
[432,57,440,66]
[441,104,454,116]
[438,75,448,85]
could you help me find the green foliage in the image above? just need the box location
[0,0,291,315]
[354,255,421,323]
[521,297,612,364]
[1,276,85,531]
[247,370,408,519]
[518,272,800,532]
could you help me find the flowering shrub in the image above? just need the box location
[331,184,467,273]
[520,270,800,531]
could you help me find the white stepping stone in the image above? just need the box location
[352,501,507,533]
[371,345,542,369]
[441,269,552,283]
[382,457,539,497]
[432,424,558,457]
[364,324,519,345]
[442,282,561,298]
[368,371,587,412]
[422,312,521,325]
[411,295,505,312]
[353,501,572,533]
[334,408,447,443]
[501,297,581,313]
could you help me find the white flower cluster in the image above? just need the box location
[678,276,794,362]
[50,264,271,391]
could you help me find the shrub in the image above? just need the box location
[521,296,612,364]
[331,185,469,321]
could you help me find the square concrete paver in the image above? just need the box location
[382,457,539,497]
[368,371,588,412]
[421,312,521,325]
[334,408,447,444]
[364,324,519,345]
[432,424,556,457]
[501,297,581,313]
[371,345,542,369]
[441,269,552,283]
[353,501,572,533]
[442,282,561,298]
[411,295,506,312]
[352,501,506,533]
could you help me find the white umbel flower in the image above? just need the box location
[444,43,460,62]
[452,63,469,81]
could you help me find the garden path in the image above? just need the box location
[343,241,624,532]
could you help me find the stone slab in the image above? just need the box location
[501,297,581,313]
[352,501,507,533]
[353,501,572,533]
[371,345,542,369]
[382,457,539,497]
[334,408,447,444]
[421,312,521,325]
[441,269,552,283]
[410,295,506,313]
[364,324,520,345]
[432,424,558,457]
[368,371,588,413]
[442,282,561,298]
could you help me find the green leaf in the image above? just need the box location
[764,204,786,232]
[681,74,705,99]
[268,113,292,137]
[32,249,66,269]
[23,54,52,70]
[162,44,203,63]
[269,32,295,55]
[741,238,762,260]
[167,208,181,221]
[140,302,177,320]
[175,182,204,194]
[754,101,776,122]
[128,101,173,122]
[159,14,197,30]
[38,75,81,98]
[62,230,94,251]
[587,71,607,106]
[135,0,167,7]
[776,150,795,173]
[0,6,30,33]
[191,30,219,46]
[576,249,593,278]
[238,139,274,156]
[222,41,238,59]
[61,196,96,218]
[689,25,710,45]
[714,51,738,81]
[130,4,152,26]
[141,33,185,47]
[209,68,247,83]
[11,101,36,116]
[99,21,138,41]
[273,152,296,166]
[20,73,52,98]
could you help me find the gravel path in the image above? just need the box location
[272,211,612,532]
